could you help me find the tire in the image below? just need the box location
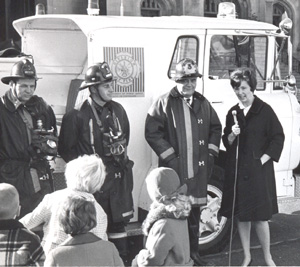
[198,175,236,255]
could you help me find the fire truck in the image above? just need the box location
[0,2,299,254]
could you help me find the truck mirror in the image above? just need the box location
[284,75,297,94]
[279,18,293,36]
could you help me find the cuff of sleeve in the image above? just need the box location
[208,143,219,157]
[160,147,176,162]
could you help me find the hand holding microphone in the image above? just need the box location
[231,110,240,136]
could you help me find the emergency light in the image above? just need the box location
[87,0,99,16]
[217,2,236,19]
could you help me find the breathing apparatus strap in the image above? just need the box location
[88,97,104,132]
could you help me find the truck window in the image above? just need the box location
[209,35,267,90]
[168,36,199,79]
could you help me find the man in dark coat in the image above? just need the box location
[0,57,57,217]
[145,58,222,266]
[58,62,134,263]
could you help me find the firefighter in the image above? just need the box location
[145,58,222,266]
[58,62,134,263]
[0,57,57,217]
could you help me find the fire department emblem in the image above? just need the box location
[110,52,140,87]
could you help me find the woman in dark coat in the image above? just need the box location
[219,68,284,266]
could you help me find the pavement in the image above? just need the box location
[201,197,300,267]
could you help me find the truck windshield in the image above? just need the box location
[209,35,267,90]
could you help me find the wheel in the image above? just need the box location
[198,177,236,255]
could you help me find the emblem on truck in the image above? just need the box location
[104,47,144,97]
[110,51,140,87]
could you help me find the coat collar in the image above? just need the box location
[170,86,204,101]
[248,95,264,115]
[233,96,264,114]
[1,90,23,112]
[60,232,101,247]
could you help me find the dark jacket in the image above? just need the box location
[145,87,222,205]
[220,96,285,221]
[58,99,134,223]
[0,91,57,196]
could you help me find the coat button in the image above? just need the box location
[199,161,205,166]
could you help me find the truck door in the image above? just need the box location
[204,30,298,197]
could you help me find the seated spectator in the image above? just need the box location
[0,183,43,266]
[20,154,108,255]
[132,167,194,266]
[44,194,124,266]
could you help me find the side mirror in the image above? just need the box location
[284,75,297,94]
[279,18,293,36]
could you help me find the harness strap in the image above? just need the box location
[17,107,33,144]
[88,98,104,132]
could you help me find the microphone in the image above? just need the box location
[232,110,238,125]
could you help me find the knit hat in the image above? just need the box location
[146,167,187,203]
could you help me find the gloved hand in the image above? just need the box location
[231,124,240,136]
[31,130,58,157]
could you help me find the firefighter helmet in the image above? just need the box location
[1,58,39,85]
[172,58,202,81]
[79,62,115,90]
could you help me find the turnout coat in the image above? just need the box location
[219,96,285,221]
[0,91,57,216]
[58,99,134,223]
[145,87,222,205]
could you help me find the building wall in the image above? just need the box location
[46,0,87,14]
[182,0,202,16]
[107,0,141,16]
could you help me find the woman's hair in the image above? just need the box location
[65,154,106,193]
[162,194,192,219]
[230,68,257,92]
[59,195,97,236]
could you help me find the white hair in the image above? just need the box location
[65,154,106,193]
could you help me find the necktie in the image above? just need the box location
[185,97,192,107]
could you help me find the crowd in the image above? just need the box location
[0,57,284,266]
